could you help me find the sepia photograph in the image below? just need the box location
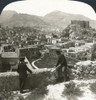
[0,0,96,99]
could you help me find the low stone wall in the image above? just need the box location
[0,69,56,92]
[0,66,77,92]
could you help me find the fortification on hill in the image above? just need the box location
[71,20,89,28]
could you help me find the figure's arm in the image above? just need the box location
[56,55,67,68]
[55,56,62,68]
[26,65,32,74]
[62,56,67,67]
[17,65,20,73]
[56,60,60,67]
[56,59,60,67]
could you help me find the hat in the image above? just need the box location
[56,49,61,54]
[19,56,25,61]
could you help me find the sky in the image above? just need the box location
[3,0,96,20]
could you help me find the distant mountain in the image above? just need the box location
[0,10,17,23]
[0,11,48,27]
[44,10,96,29]
[0,10,96,29]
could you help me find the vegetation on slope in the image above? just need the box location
[35,53,57,68]
[62,81,83,100]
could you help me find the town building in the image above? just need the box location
[1,52,18,72]
[16,45,41,61]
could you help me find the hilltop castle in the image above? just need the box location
[71,20,89,28]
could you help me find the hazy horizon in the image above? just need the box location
[2,9,96,22]
[2,0,96,20]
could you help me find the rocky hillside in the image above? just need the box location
[61,23,96,41]
[10,80,96,100]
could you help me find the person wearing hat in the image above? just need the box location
[17,57,32,93]
[55,50,68,82]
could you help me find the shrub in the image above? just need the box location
[9,92,24,100]
[0,75,24,100]
[25,85,48,100]
[0,76,14,100]
[0,91,24,100]
[90,82,96,94]
[29,71,52,90]
[36,86,48,96]
[62,81,83,100]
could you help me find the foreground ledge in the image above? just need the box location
[0,68,55,92]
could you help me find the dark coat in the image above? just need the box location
[56,54,67,69]
[17,62,32,78]
[56,54,69,81]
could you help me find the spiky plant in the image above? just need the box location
[62,81,83,100]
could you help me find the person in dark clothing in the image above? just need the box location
[55,50,68,82]
[17,57,32,93]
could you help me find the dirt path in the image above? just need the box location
[31,53,44,69]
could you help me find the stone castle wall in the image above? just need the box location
[71,20,89,28]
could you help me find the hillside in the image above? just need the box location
[11,80,96,100]
[0,10,17,23]
[1,13,48,27]
[44,10,96,29]
[0,10,96,29]
[61,23,96,41]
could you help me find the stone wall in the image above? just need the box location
[0,69,55,92]
[71,20,89,28]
